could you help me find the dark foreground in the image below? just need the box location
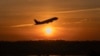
[0,40,100,56]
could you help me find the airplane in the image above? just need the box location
[34,17,58,25]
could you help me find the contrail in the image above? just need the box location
[11,24,33,28]
[55,8,100,13]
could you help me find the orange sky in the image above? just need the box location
[0,0,100,41]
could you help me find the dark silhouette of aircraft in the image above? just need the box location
[34,17,58,25]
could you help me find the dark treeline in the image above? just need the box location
[0,40,100,55]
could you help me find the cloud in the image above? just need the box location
[11,24,33,27]
[74,19,88,23]
[62,19,88,25]
[55,8,100,13]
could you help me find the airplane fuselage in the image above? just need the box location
[34,17,58,25]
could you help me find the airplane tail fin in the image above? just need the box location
[34,19,39,24]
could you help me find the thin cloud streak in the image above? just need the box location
[11,24,33,28]
[55,8,100,13]
[11,19,88,28]
[62,19,88,25]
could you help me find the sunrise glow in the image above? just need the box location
[45,27,52,35]
[43,26,54,36]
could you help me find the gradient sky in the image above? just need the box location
[0,0,100,41]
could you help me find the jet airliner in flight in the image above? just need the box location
[34,17,58,25]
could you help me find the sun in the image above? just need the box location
[43,26,54,36]
[45,27,52,35]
